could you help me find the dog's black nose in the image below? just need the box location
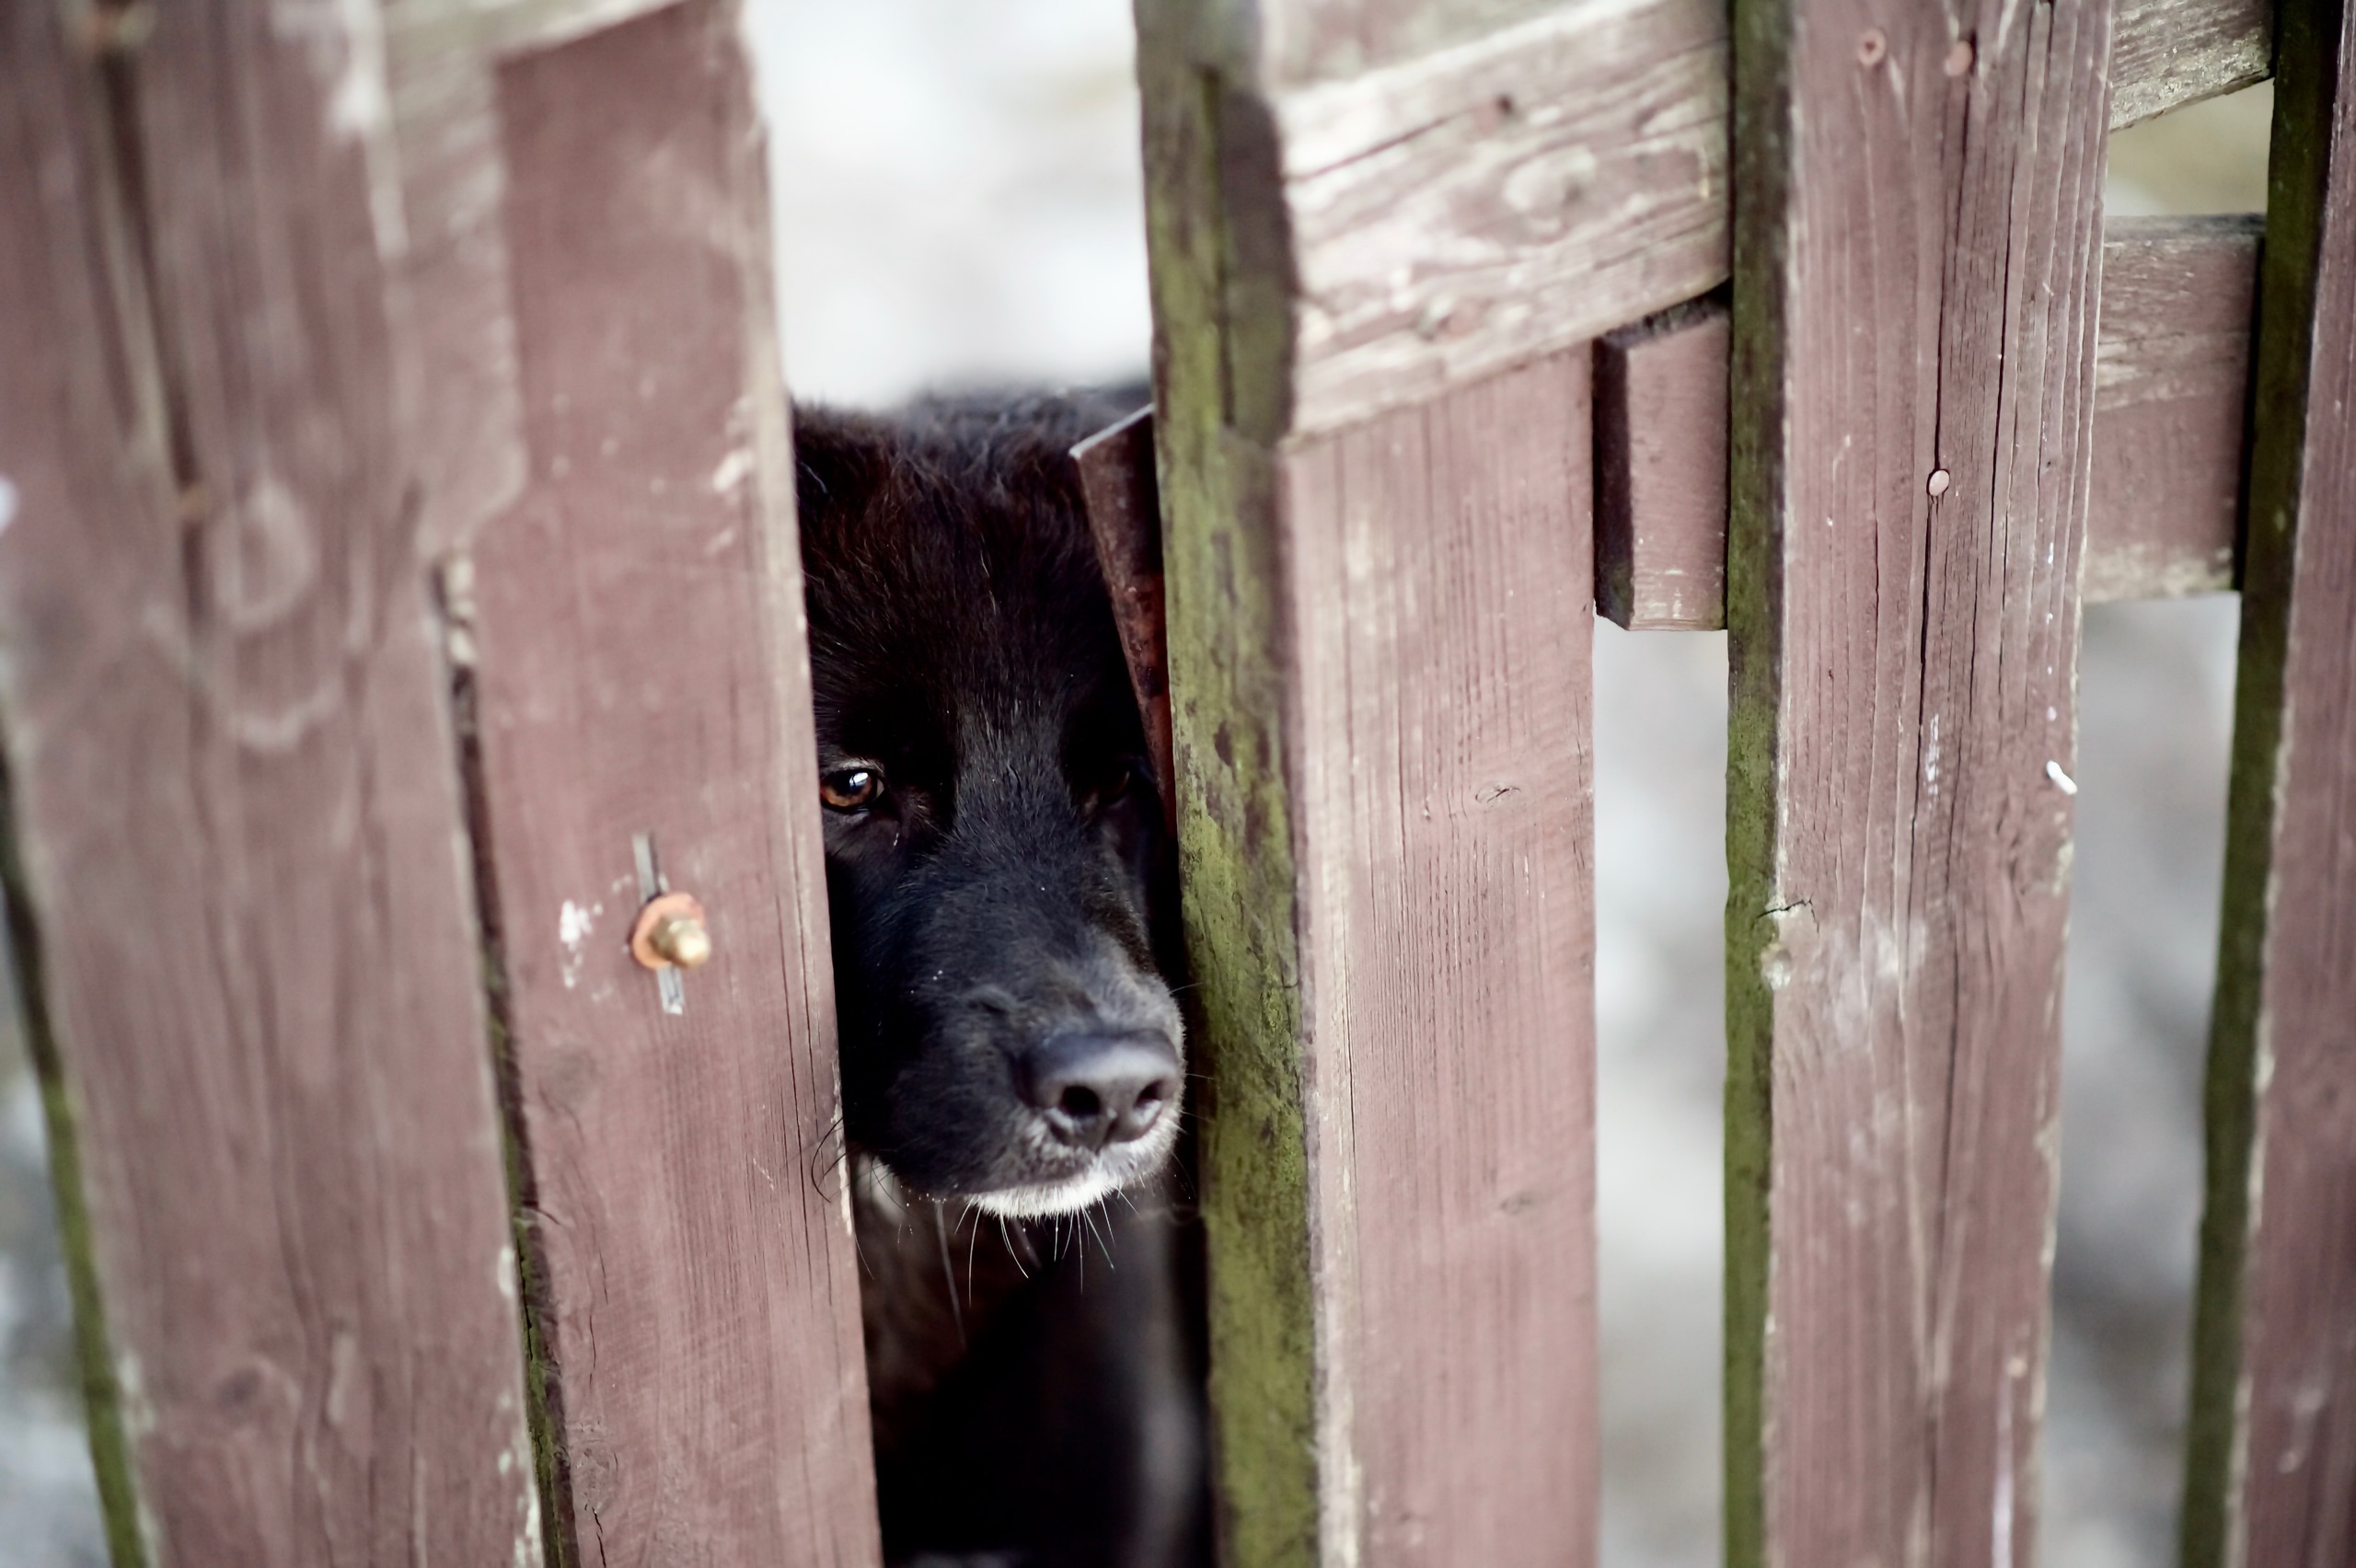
[1022,1032,1181,1150]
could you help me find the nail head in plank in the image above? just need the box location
[0,6,539,1562]
[1597,216,2257,629]
[2182,0,2356,1558]
[469,6,880,1563]
[1724,0,2111,1562]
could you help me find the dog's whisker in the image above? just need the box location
[931,1201,967,1348]
[998,1215,1030,1279]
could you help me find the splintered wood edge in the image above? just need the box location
[1597,215,2260,628]
[1263,0,2270,437]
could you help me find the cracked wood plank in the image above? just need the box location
[1598,214,2260,628]
[465,5,881,1564]
[0,4,538,1563]
[2181,0,2356,1557]
[1723,0,2111,1562]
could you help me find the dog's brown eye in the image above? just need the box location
[821,766,883,813]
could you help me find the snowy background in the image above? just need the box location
[0,7,2269,1565]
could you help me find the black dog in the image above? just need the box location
[795,390,1205,1568]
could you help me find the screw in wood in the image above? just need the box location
[1856,28,1888,65]
[630,892,712,971]
[1945,40,1975,76]
[1927,467,1953,496]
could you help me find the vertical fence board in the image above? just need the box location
[0,6,539,1566]
[1284,353,1600,1568]
[1724,0,2111,1566]
[2183,0,2356,1559]
[465,4,882,1563]
[1138,10,1600,1563]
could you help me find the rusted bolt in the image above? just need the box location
[630,892,711,971]
[1857,28,1888,65]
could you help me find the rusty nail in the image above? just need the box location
[1857,28,1888,64]
[630,892,711,971]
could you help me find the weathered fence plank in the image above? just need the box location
[1074,408,1178,833]
[1239,0,2264,437]
[2182,0,2356,1559]
[1597,299,1732,630]
[1142,8,1602,1563]
[1599,216,2258,628]
[1724,3,2110,1568]
[0,6,538,1565]
[461,4,882,1563]
[2086,214,2260,602]
[2111,0,2273,127]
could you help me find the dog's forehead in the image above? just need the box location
[802,483,1121,765]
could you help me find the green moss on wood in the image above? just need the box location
[1721,0,1796,1555]
[2178,2,2341,1561]
[0,744,153,1568]
[1135,9,1321,1564]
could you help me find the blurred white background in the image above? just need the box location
[0,7,2268,1565]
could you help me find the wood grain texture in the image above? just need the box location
[1597,299,1732,629]
[0,6,539,1565]
[1723,0,2110,1566]
[1073,407,1177,833]
[2110,0,2273,128]
[1283,353,1600,1568]
[1275,0,1728,435]
[2087,214,2260,601]
[381,0,690,560]
[1247,0,2258,435]
[468,6,881,1564]
[2182,0,2356,1560]
[1139,12,1600,1564]
[1261,0,2264,108]
[1597,217,2255,627]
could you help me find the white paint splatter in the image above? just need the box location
[2045,759,2078,796]
[558,900,598,989]
[710,447,755,494]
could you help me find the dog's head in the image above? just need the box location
[794,393,1181,1217]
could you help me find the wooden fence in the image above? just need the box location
[0,0,2348,1565]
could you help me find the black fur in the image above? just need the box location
[795,389,1206,1568]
